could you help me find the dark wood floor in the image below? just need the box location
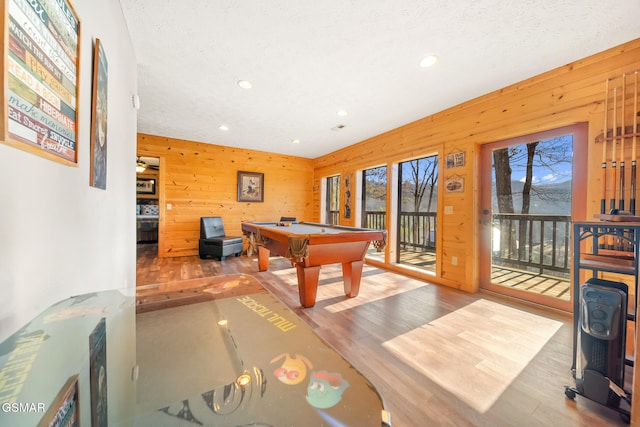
[136,244,629,426]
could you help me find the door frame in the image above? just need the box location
[479,123,588,312]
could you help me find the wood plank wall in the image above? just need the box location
[313,38,640,294]
[137,134,314,257]
[137,39,640,423]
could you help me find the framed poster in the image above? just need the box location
[37,375,79,427]
[237,171,264,202]
[446,152,466,169]
[90,38,108,189]
[89,318,108,427]
[3,0,81,165]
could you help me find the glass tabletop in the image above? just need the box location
[0,275,390,426]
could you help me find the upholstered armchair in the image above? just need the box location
[198,217,243,260]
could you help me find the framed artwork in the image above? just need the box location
[445,177,465,193]
[344,173,352,219]
[3,0,81,165]
[237,171,264,202]
[37,375,79,427]
[89,318,108,427]
[90,38,108,189]
[136,177,156,194]
[446,152,466,169]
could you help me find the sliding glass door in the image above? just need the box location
[479,124,586,311]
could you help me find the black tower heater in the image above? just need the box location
[575,278,628,407]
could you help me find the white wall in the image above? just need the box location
[0,0,138,342]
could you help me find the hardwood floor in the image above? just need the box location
[136,244,629,426]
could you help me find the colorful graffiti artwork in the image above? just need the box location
[271,353,313,385]
[306,370,350,409]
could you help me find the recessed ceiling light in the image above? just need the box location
[420,55,438,68]
[219,125,229,131]
[337,110,348,116]
[237,80,253,89]
[292,139,301,144]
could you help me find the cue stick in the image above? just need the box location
[601,79,609,216]
[610,87,618,215]
[632,70,639,216]
[608,86,618,249]
[619,74,626,212]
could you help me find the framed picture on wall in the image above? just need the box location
[445,177,465,193]
[237,171,264,202]
[90,38,109,189]
[136,178,156,194]
[2,0,81,165]
[446,152,466,169]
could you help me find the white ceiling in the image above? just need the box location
[120,0,640,159]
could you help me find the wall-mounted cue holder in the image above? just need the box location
[596,70,640,218]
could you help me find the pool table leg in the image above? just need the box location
[342,260,364,297]
[257,246,270,271]
[295,264,321,307]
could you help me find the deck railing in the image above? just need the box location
[491,213,571,275]
[363,211,570,276]
[398,212,437,250]
[328,210,340,225]
[364,211,436,251]
[364,211,386,230]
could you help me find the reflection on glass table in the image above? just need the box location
[0,274,391,426]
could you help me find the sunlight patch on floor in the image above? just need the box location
[270,263,431,313]
[382,299,562,413]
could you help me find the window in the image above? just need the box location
[326,175,340,225]
[362,166,387,230]
[397,156,438,271]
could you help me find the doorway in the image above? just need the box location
[479,124,587,311]
[136,156,160,245]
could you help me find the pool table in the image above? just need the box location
[242,222,387,307]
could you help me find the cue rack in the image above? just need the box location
[597,69,640,221]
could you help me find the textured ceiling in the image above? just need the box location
[120,0,640,159]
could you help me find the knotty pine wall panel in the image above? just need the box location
[137,134,314,257]
[312,38,640,294]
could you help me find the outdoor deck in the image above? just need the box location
[369,249,571,302]
[491,265,570,301]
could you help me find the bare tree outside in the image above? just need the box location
[397,156,439,270]
[401,156,438,249]
[403,157,438,212]
[363,166,387,229]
